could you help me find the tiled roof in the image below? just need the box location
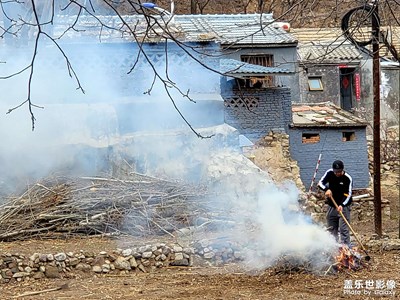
[297,42,363,62]
[291,27,400,61]
[291,28,345,44]
[220,59,292,77]
[54,14,297,45]
[291,28,363,62]
[291,102,368,127]
[174,14,296,45]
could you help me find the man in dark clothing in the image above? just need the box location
[318,160,353,246]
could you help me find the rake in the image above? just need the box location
[330,196,371,261]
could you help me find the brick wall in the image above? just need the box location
[222,88,292,141]
[289,127,370,189]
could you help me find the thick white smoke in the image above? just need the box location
[251,182,337,269]
[195,149,338,271]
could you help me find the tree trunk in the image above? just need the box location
[191,0,197,14]
[258,0,264,13]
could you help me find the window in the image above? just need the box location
[302,133,320,144]
[241,54,274,67]
[308,77,323,91]
[241,54,274,87]
[342,132,356,141]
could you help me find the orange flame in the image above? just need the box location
[335,245,362,271]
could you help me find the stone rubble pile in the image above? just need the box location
[252,131,305,189]
[304,194,392,225]
[366,238,400,252]
[192,239,243,265]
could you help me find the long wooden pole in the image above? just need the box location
[330,196,371,260]
[372,0,382,237]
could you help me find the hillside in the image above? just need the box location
[113,0,400,28]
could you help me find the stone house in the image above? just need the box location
[289,102,370,190]
[117,13,298,140]
[291,27,400,126]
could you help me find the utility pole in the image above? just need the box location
[371,1,382,236]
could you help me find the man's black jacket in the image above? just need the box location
[318,169,353,207]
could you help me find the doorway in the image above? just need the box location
[340,68,356,112]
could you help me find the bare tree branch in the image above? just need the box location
[0,0,398,135]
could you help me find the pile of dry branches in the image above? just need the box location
[272,257,314,275]
[0,173,208,241]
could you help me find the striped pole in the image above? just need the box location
[309,153,322,194]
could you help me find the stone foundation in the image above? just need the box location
[0,241,246,284]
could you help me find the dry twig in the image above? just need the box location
[13,283,69,298]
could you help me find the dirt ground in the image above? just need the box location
[1,158,399,300]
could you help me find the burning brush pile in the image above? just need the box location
[271,245,368,276]
[0,173,209,241]
[331,244,366,272]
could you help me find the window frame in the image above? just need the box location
[240,54,275,88]
[308,77,324,91]
[342,131,356,141]
[302,132,320,144]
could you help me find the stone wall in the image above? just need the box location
[0,244,196,283]
[368,126,400,174]
[297,64,341,105]
[0,240,247,284]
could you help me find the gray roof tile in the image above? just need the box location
[175,14,296,45]
[54,14,297,45]
[220,59,292,77]
[291,27,400,61]
[297,42,363,62]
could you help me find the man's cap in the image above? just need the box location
[332,160,344,171]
